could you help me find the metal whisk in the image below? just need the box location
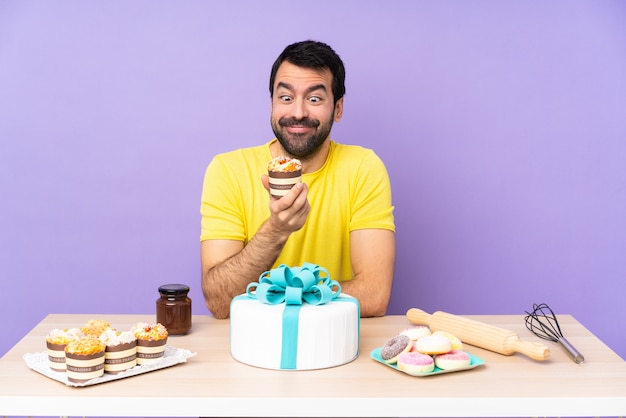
[524,303,585,364]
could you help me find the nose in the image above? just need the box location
[291,98,308,120]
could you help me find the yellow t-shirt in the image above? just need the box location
[200,139,395,282]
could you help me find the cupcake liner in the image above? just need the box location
[65,351,105,383]
[136,338,167,365]
[46,342,66,372]
[268,169,302,197]
[104,340,137,374]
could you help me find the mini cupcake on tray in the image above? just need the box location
[81,319,112,338]
[132,322,169,365]
[64,337,106,383]
[99,328,137,374]
[46,328,84,372]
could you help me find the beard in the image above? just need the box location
[271,114,334,159]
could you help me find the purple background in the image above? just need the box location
[1,0,625,362]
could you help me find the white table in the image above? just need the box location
[1,313,625,417]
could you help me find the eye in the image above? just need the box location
[279,95,292,103]
[308,96,323,104]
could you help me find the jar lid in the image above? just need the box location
[158,284,190,295]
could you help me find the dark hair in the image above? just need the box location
[269,40,346,104]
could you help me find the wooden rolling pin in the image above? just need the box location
[406,308,550,361]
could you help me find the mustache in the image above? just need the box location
[279,117,320,128]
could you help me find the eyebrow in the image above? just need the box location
[276,81,328,95]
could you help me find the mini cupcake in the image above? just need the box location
[267,156,302,197]
[99,328,137,374]
[81,319,112,338]
[46,328,84,372]
[132,322,169,365]
[65,337,106,383]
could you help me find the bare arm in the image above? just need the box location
[341,228,395,317]
[201,179,310,319]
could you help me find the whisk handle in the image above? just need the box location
[508,338,551,361]
[558,338,585,364]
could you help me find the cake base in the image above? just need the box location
[230,294,360,370]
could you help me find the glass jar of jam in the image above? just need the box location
[156,284,192,335]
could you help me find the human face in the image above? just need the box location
[271,61,343,159]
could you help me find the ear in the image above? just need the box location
[333,97,344,122]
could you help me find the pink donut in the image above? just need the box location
[380,334,411,364]
[397,352,435,374]
[435,349,471,370]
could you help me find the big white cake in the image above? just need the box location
[230,294,360,370]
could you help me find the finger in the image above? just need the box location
[271,182,305,206]
[261,174,270,192]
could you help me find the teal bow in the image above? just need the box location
[246,262,341,305]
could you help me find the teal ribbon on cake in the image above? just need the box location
[246,262,342,369]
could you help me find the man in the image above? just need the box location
[200,40,395,319]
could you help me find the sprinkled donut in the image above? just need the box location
[399,326,432,341]
[381,334,411,364]
[397,352,435,374]
[435,349,471,370]
[415,335,452,355]
[432,330,463,350]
